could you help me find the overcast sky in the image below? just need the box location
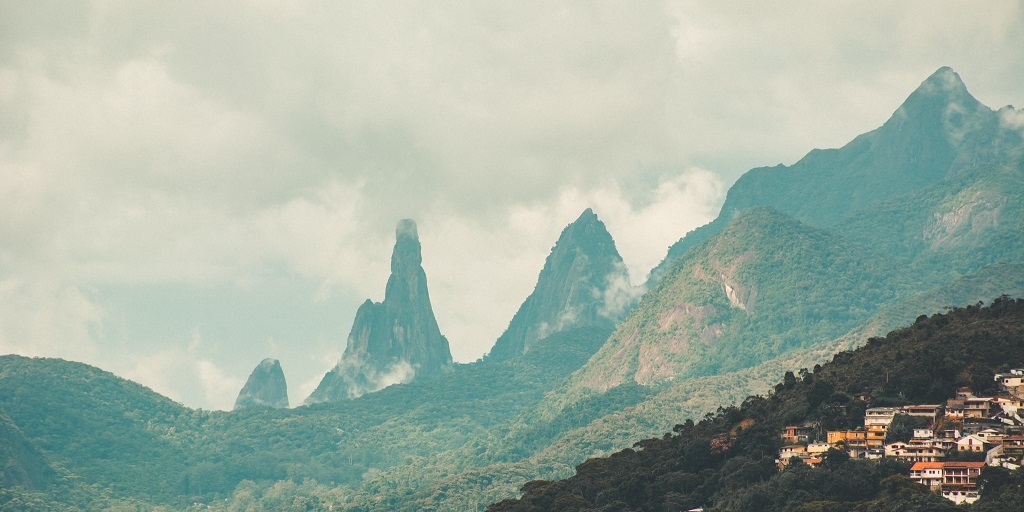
[1,1,1022,410]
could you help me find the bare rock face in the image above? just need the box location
[486,208,634,362]
[233,358,289,410]
[306,219,453,403]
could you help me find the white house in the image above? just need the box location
[865,407,900,427]
[956,434,988,452]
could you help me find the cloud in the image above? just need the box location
[119,330,244,410]
[0,1,1021,408]
[1000,106,1024,136]
[0,277,103,362]
[599,262,645,321]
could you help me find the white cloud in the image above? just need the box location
[0,277,103,362]
[0,1,1021,408]
[119,330,244,410]
[1000,106,1024,136]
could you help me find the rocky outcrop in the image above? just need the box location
[306,219,453,402]
[486,209,635,362]
[233,358,289,410]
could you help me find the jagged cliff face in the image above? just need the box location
[650,67,1018,282]
[487,209,634,362]
[306,220,452,403]
[233,358,289,410]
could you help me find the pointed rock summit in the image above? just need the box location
[487,208,633,361]
[306,219,453,403]
[233,358,289,410]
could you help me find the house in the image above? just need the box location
[777,444,806,468]
[885,441,908,458]
[994,369,1024,391]
[939,462,985,504]
[956,434,988,452]
[939,429,962,440]
[901,439,947,462]
[910,461,984,505]
[781,425,815,444]
[963,417,1003,434]
[864,407,900,427]
[909,462,943,491]
[964,398,994,419]
[1001,435,1024,459]
[975,428,1004,445]
[866,424,887,448]
[776,444,824,470]
[913,428,934,439]
[827,429,868,458]
[806,442,830,455]
[903,404,942,419]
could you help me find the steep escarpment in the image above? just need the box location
[306,219,453,402]
[488,209,633,361]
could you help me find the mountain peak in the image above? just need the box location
[307,220,452,402]
[233,358,289,410]
[889,66,982,126]
[924,66,963,89]
[575,208,598,223]
[396,218,418,241]
[487,209,633,361]
[392,219,423,274]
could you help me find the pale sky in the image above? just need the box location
[1,1,1022,410]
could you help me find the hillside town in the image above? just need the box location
[777,369,1024,504]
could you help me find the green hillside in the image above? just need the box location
[567,206,902,400]
[0,327,610,509]
[490,297,1024,512]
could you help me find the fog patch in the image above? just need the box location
[1000,106,1024,136]
[599,262,645,321]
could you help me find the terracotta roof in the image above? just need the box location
[910,461,985,470]
[942,462,986,468]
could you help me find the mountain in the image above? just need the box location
[567,206,900,395]
[233,358,289,410]
[650,67,1020,281]
[489,297,1024,512]
[306,219,453,403]
[487,208,633,361]
[0,355,188,505]
[1,68,1022,512]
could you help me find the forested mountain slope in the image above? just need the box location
[489,297,1024,512]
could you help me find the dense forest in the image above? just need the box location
[489,296,1024,512]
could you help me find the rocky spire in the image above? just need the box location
[487,208,633,361]
[233,358,289,410]
[306,219,453,403]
